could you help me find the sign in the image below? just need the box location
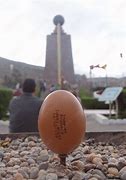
[98,87,123,102]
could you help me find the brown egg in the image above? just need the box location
[38,90,86,154]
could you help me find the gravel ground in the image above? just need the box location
[0,112,126,179]
[0,134,126,180]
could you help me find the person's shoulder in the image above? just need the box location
[32,96,42,102]
[9,96,22,108]
[11,96,21,102]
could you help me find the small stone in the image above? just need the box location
[20,162,29,167]
[38,150,49,162]
[37,169,47,180]
[118,158,126,170]
[27,158,35,165]
[0,162,5,167]
[0,151,4,159]
[49,154,59,163]
[84,163,96,172]
[30,167,39,179]
[72,171,85,180]
[88,169,106,180]
[86,153,96,162]
[96,164,107,173]
[83,145,90,154]
[14,173,24,180]
[18,169,29,179]
[19,142,28,147]
[56,171,66,178]
[46,173,58,180]
[120,172,126,180]
[71,160,84,171]
[107,146,114,151]
[13,165,20,169]
[37,176,46,180]
[120,149,126,156]
[28,141,36,147]
[11,150,19,157]
[119,166,126,177]
[39,162,49,170]
[3,152,11,162]
[101,155,108,163]
[74,153,83,160]
[88,177,99,180]
[109,157,118,163]
[0,170,6,177]
[92,157,103,165]
[7,159,16,167]
[20,150,29,156]
[108,167,119,176]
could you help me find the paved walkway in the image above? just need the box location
[0,110,126,134]
[85,109,116,115]
[0,121,9,134]
[85,113,126,132]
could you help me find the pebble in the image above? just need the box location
[46,173,58,180]
[72,171,85,180]
[38,149,49,162]
[71,160,85,171]
[0,135,126,179]
[120,172,126,180]
[15,173,24,180]
[30,167,39,179]
[107,167,119,176]
[39,162,49,170]
[0,150,4,160]
[92,157,103,165]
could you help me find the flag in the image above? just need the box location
[90,64,100,69]
[94,64,100,68]
[101,64,107,69]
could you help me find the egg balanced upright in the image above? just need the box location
[38,90,86,163]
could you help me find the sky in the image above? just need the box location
[0,0,126,78]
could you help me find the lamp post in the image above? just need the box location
[105,68,108,87]
[89,65,93,91]
[100,64,107,87]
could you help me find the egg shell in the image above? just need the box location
[38,90,86,154]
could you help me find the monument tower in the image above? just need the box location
[43,15,75,86]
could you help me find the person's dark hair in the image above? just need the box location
[23,79,36,93]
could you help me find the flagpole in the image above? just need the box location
[103,65,108,87]
[105,69,108,87]
[89,66,93,91]
[100,64,108,87]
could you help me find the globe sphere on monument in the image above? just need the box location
[53,15,65,26]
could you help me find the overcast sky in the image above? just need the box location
[0,0,126,78]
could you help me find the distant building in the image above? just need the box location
[43,15,75,86]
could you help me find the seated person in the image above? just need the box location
[9,78,42,133]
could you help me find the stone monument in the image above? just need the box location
[43,15,75,87]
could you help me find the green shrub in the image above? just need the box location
[0,88,13,119]
[81,97,109,109]
[79,88,92,99]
